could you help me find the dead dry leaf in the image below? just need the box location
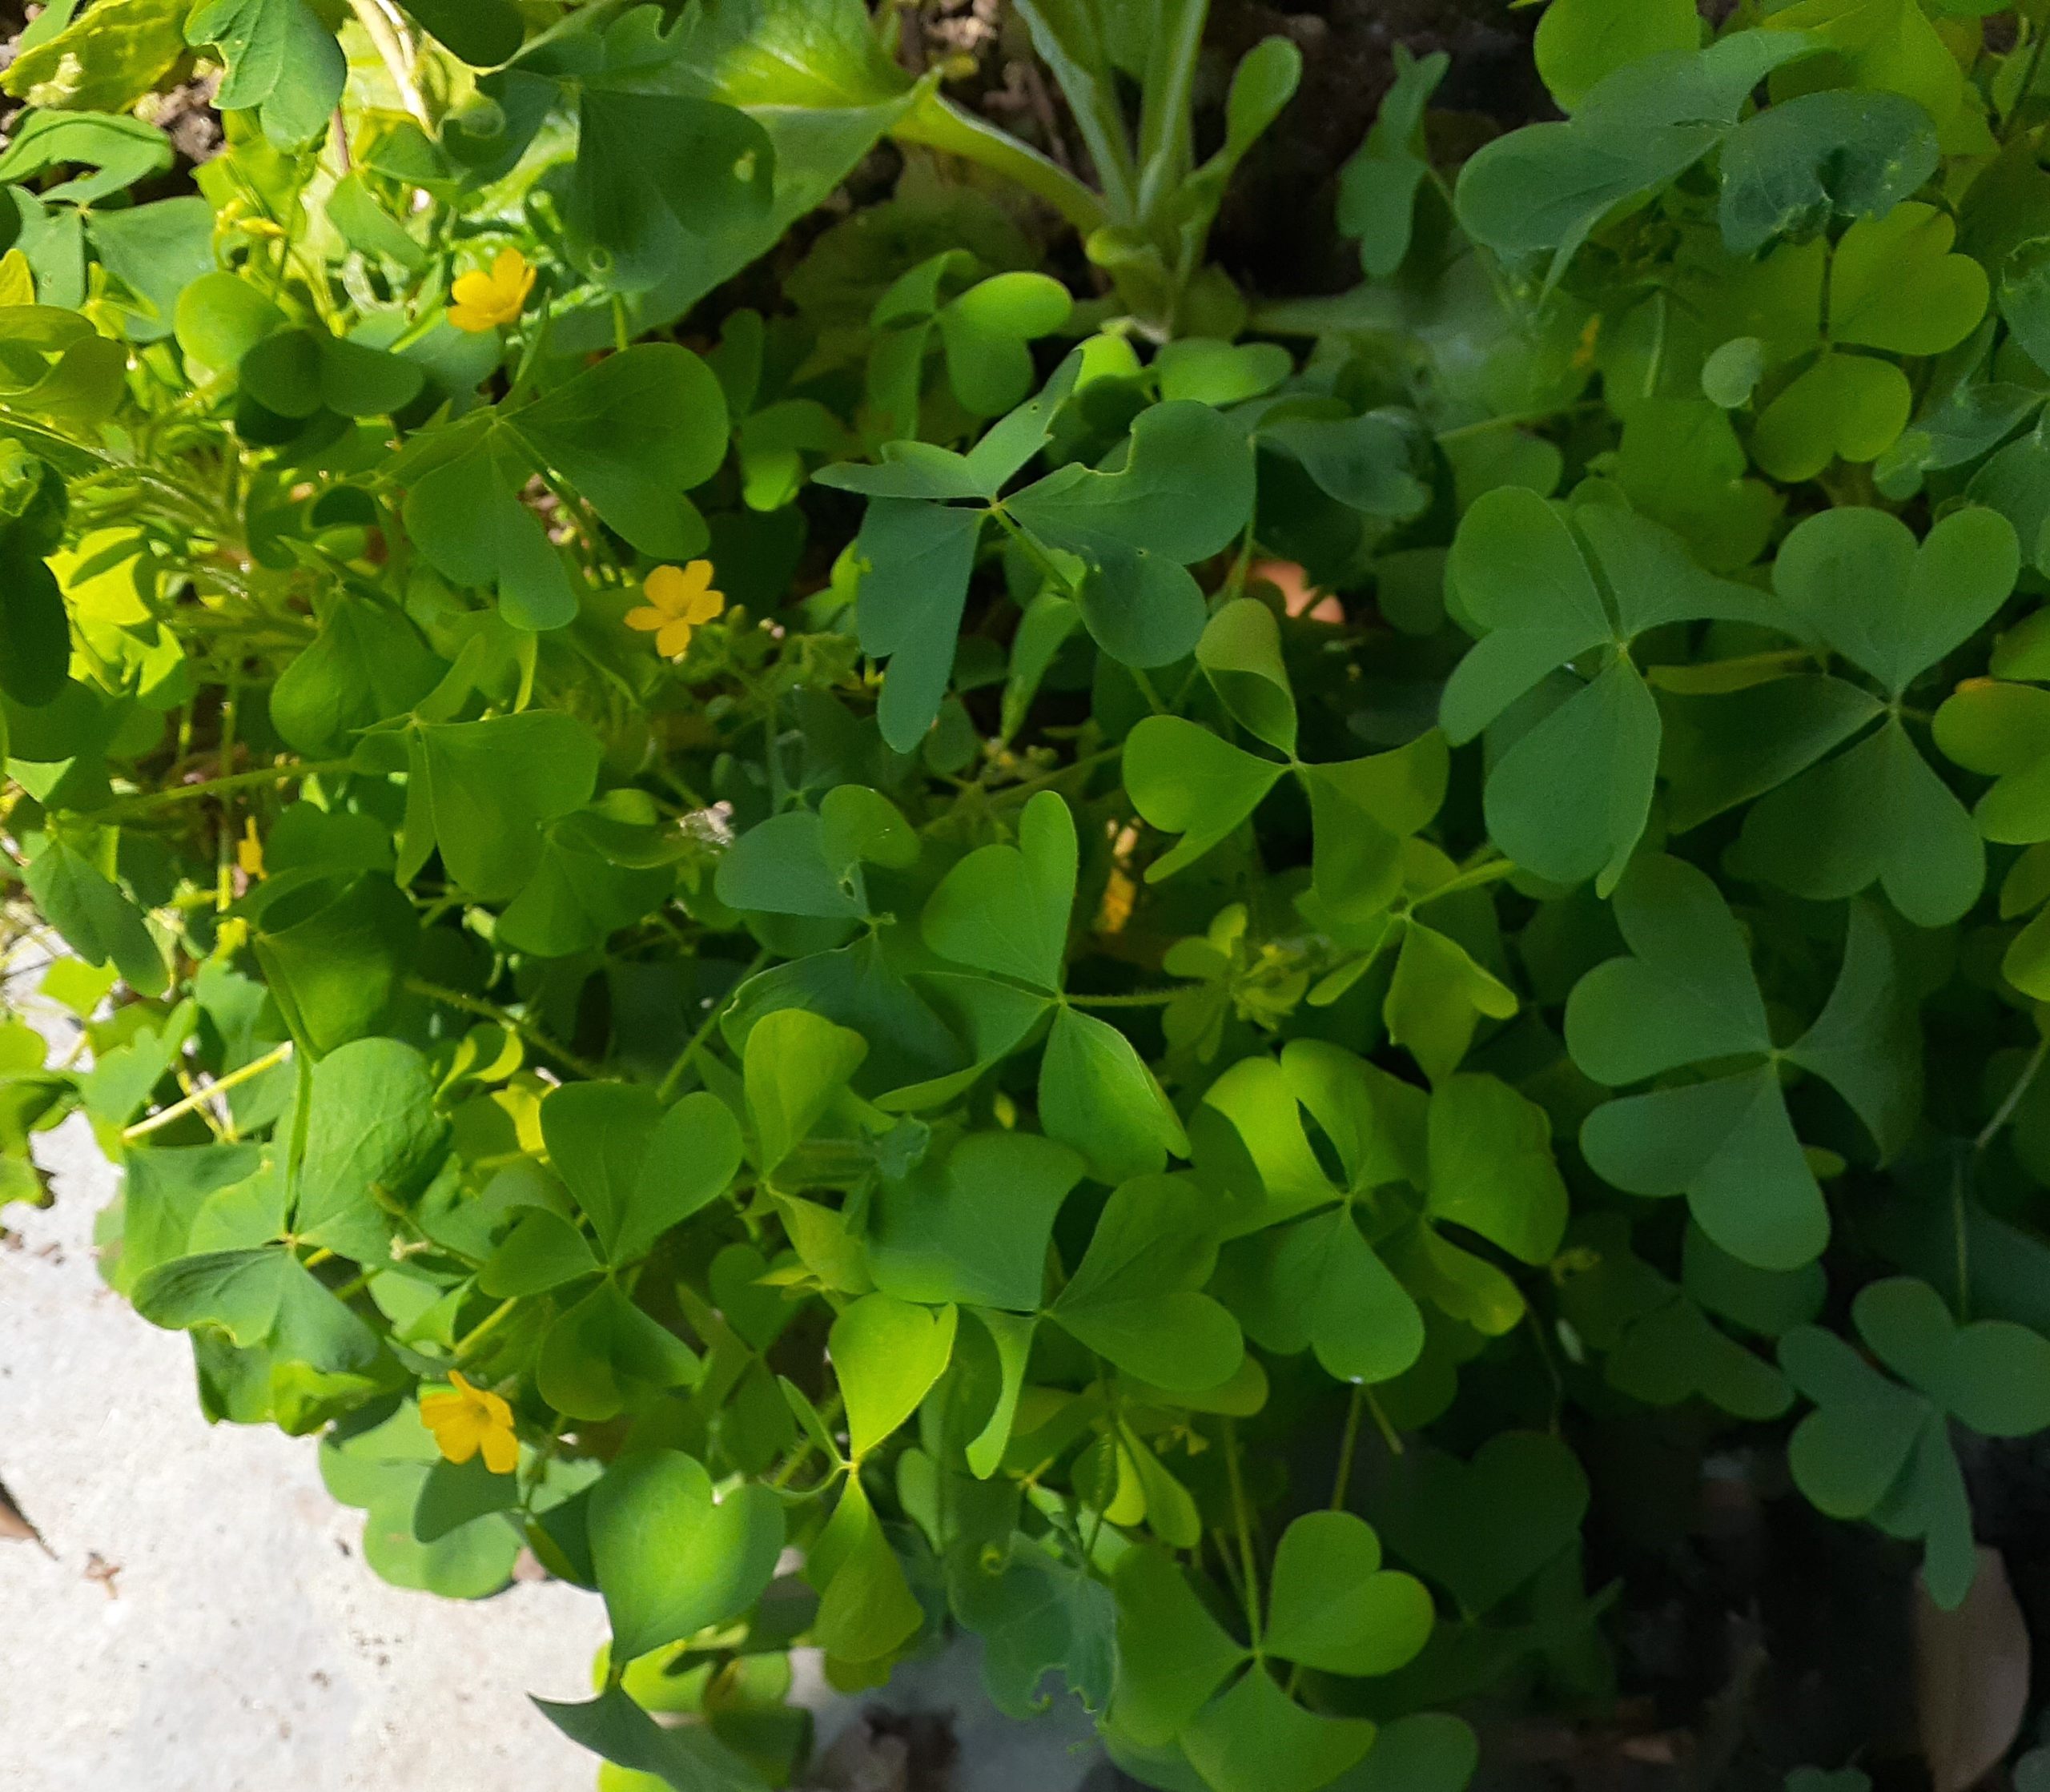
[0,1473,53,1557]
[1915,1546,2029,1792]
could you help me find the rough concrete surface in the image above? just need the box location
[0,997,1104,1792]
[0,1106,612,1792]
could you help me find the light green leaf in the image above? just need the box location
[1535,0,1698,111]
[1751,352,1912,483]
[831,1292,958,1458]
[1051,1174,1242,1390]
[1040,1005,1189,1183]
[187,0,344,143]
[1263,1509,1434,1677]
[537,1280,700,1421]
[133,1245,377,1372]
[1126,717,1288,881]
[1829,203,1988,356]
[1111,1545,1248,1747]
[1425,1074,1567,1266]
[590,1449,784,1663]
[291,1039,446,1263]
[743,1008,867,1175]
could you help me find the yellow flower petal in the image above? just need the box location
[683,585,726,625]
[448,250,534,333]
[420,1372,517,1472]
[642,564,693,613]
[480,1426,521,1475]
[625,605,670,633]
[657,618,694,657]
[492,247,532,294]
[422,1405,484,1465]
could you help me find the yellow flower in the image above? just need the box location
[625,560,726,659]
[448,247,536,334]
[235,818,264,880]
[418,1370,519,1474]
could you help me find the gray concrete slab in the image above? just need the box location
[0,989,1106,1792]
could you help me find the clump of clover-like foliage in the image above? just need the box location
[16,1,2050,1788]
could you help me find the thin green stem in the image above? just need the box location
[1329,1386,1365,1512]
[1978,1033,2048,1153]
[1409,858,1519,907]
[987,746,1122,808]
[1223,1420,1262,1653]
[123,1041,294,1140]
[111,758,352,817]
[656,950,768,1103]
[402,976,608,1082]
[988,504,1074,593]
[2006,24,2049,143]
[454,1296,519,1360]
[1064,989,1177,1008]
[1361,1385,1404,1458]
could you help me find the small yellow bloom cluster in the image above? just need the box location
[448,248,535,334]
[419,1370,519,1473]
[235,818,264,880]
[626,560,726,659]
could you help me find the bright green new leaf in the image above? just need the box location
[542,1082,742,1265]
[291,1039,446,1263]
[1534,0,1699,111]
[810,1474,925,1663]
[743,1007,868,1174]
[1831,203,1989,356]
[589,1449,784,1663]
[1262,1509,1435,1677]
[830,1292,958,1457]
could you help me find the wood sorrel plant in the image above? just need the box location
[11,1,2050,1787]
